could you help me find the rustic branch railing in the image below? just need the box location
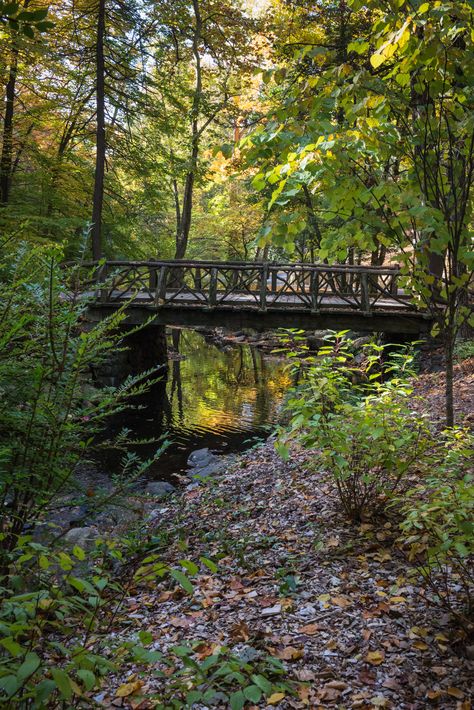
[72,260,417,316]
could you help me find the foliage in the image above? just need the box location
[150,642,292,709]
[277,331,433,520]
[0,1,53,36]
[0,533,202,707]
[399,428,474,620]
[455,338,474,363]
[0,245,165,559]
[242,0,474,423]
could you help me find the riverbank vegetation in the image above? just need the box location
[1,0,473,707]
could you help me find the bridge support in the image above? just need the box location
[92,324,168,386]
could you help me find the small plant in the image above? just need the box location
[0,536,204,707]
[149,642,294,709]
[398,428,474,621]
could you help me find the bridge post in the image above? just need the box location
[310,270,319,313]
[96,262,108,303]
[155,265,168,306]
[209,268,217,307]
[260,263,268,312]
[361,272,371,315]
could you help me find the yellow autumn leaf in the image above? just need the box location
[389,596,406,604]
[366,650,385,665]
[447,687,465,700]
[115,680,143,698]
[268,692,286,705]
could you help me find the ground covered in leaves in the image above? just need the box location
[95,437,473,707]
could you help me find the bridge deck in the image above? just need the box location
[77,260,432,334]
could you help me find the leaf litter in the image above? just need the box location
[93,359,473,708]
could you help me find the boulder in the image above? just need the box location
[187,447,216,468]
[145,481,176,498]
[188,462,222,479]
[307,330,332,352]
[351,335,372,351]
[63,526,99,550]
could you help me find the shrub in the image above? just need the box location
[398,428,474,621]
[277,331,433,520]
[0,245,163,561]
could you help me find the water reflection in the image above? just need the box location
[104,328,291,480]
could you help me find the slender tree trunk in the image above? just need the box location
[445,330,454,427]
[0,45,19,205]
[174,0,202,260]
[91,0,106,260]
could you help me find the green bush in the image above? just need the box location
[398,428,474,620]
[0,245,162,561]
[277,331,433,520]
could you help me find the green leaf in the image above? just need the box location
[138,630,153,645]
[0,636,23,657]
[179,559,199,575]
[251,674,272,694]
[244,684,262,702]
[17,652,41,681]
[0,675,18,697]
[77,669,95,691]
[200,556,218,573]
[23,8,48,21]
[229,690,246,710]
[35,679,56,703]
[170,568,194,594]
[51,668,72,699]
[73,545,85,561]
[186,690,203,704]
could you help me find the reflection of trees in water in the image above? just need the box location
[170,329,184,423]
[161,328,290,434]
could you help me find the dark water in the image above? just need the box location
[103,328,291,481]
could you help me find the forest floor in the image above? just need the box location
[96,358,474,710]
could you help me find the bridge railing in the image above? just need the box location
[72,260,415,314]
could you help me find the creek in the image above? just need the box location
[100,327,291,482]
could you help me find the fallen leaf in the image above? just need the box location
[116,681,143,698]
[299,623,319,635]
[366,650,385,666]
[447,687,465,700]
[331,595,351,607]
[169,617,191,628]
[230,620,250,642]
[276,646,304,661]
[326,680,348,690]
[295,669,316,681]
[268,692,286,704]
[413,641,429,651]
[262,604,281,616]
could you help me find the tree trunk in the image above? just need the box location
[91,0,106,260]
[0,45,19,205]
[445,332,454,427]
[173,0,202,261]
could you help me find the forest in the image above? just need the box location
[0,0,473,708]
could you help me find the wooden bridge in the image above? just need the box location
[78,259,432,334]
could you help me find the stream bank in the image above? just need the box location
[85,355,474,707]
